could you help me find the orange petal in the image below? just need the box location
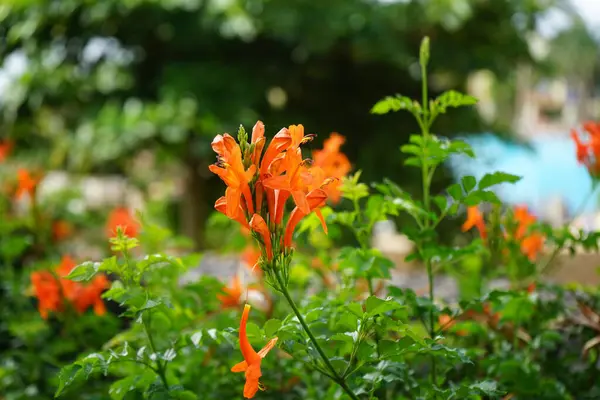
[257,337,278,358]
[291,191,310,215]
[249,214,273,260]
[231,360,248,372]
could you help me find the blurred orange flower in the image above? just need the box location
[106,207,140,238]
[231,304,278,398]
[31,255,109,319]
[312,133,351,203]
[218,275,244,309]
[461,206,487,239]
[571,121,600,177]
[242,245,262,276]
[0,140,12,162]
[512,205,544,261]
[15,169,41,199]
[52,220,73,242]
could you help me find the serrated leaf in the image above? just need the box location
[432,90,477,115]
[371,95,419,115]
[478,171,521,190]
[64,261,101,282]
[365,296,402,317]
[55,364,82,396]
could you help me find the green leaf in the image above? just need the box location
[137,254,182,273]
[329,333,355,354]
[448,183,463,201]
[337,248,394,279]
[64,257,117,282]
[55,364,82,397]
[365,296,402,317]
[432,90,477,115]
[371,95,420,115]
[108,371,155,400]
[341,172,370,202]
[264,319,282,337]
[448,140,475,158]
[64,261,101,282]
[432,195,448,213]
[461,175,476,192]
[478,171,521,190]
[245,322,262,339]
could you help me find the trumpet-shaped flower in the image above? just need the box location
[461,206,487,240]
[249,214,273,260]
[209,134,256,217]
[231,305,278,399]
[284,189,328,249]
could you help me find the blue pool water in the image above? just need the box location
[449,133,596,215]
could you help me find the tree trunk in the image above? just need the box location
[180,158,208,250]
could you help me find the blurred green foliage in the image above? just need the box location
[0,0,559,246]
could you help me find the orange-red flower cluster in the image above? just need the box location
[571,122,600,177]
[512,205,545,261]
[462,205,544,261]
[106,207,140,239]
[209,122,335,267]
[312,133,351,203]
[31,256,109,319]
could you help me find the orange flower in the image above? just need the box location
[250,214,273,260]
[209,134,256,217]
[512,206,544,261]
[218,275,244,309]
[15,169,40,199]
[312,133,351,203]
[52,220,72,242]
[251,121,266,168]
[242,245,262,276]
[0,140,12,162]
[520,233,544,261]
[31,256,108,319]
[31,271,62,319]
[210,122,337,272]
[231,304,278,398]
[284,189,328,249]
[263,149,312,221]
[461,206,487,239]
[215,196,250,230]
[288,124,314,150]
[259,127,292,177]
[106,207,140,238]
[571,122,600,176]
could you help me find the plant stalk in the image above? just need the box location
[275,271,360,400]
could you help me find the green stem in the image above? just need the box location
[143,313,170,389]
[275,271,360,400]
[420,56,437,385]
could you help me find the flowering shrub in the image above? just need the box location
[1,37,600,400]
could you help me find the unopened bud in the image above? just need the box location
[420,36,430,68]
